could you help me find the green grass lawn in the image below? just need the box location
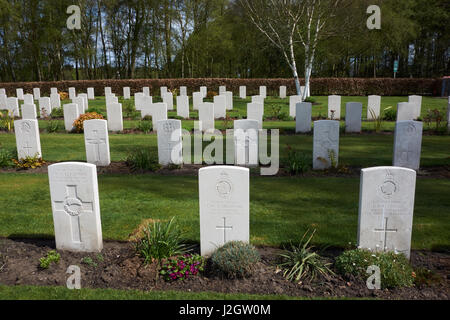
[0,174,448,250]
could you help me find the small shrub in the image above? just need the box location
[160,254,205,281]
[46,120,60,133]
[423,108,443,131]
[50,107,63,118]
[0,110,14,132]
[210,241,260,279]
[206,91,217,99]
[122,100,137,118]
[304,97,316,103]
[335,249,414,289]
[135,217,189,265]
[81,256,98,268]
[13,154,45,170]
[58,92,69,100]
[278,229,333,282]
[383,107,396,121]
[285,146,310,175]
[135,120,153,133]
[39,250,60,269]
[73,112,104,133]
[0,147,15,168]
[86,106,106,117]
[125,148,161,172]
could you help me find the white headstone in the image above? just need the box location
[39,97,52,118]
[87,88,95,100]
[78,94,89,111]
[357,166,416,259]
[251,95,264,106]
[0,93,6,109]
[193,92,203,110]
[247,103,263,129]
[0,88,5,95]
[259,86,267,98]
[234,120,259,166]
[140,96,154,118]
[198,102,215,132]
[152,103,168,131]
[200,86,207,98]
[50,93,61,109]
[63,103,80,131]
[280,86,287,99]
[16,88,24,100]
[50,88,58,95]
[143,87,150,96]
[157,119,182,165]
[14,119,41,159]
[84,119,110,166]
[48,162,103,252]
[33,88,41,100]
[393,120,422,170]
[289,95,302,118]
[180,86,187,96]
[7,97,20,117]
[199,166,250,256]
[295,102,312,133]
[176,95,189,119]
[219,86,226,94]
[160,86,167,97]
[345,102,362,133]
[162,92,174,110]
[106,103,123,132]
[134,92,145,111]
[105,94,118,106]
[72,96,86,114]
[224,91,233,110]
[21,103,37,120]
[313,120,339,170]
[396,102,415,121]
[328,95,341,120]
[24,94,34,105]
[69,87,76,100]
[367,95,381,120]
[123,87,131,99]
[408,95,422,119]
[239,86,246,99]
[213,95,226,119]
[104,87,112,96]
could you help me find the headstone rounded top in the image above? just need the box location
[49,162,97,170]
[361,166,416,175]
[234,119,259,130]
[199,165,249,174]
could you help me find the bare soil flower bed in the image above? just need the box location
[0,238,448,300]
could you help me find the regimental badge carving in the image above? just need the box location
[20,121,31,134]
[378,170,398,199]
[63,197,83,216]
[216,171,232,199]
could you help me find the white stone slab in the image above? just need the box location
[239,86,246,99]
[16,88,24,100]
[105,94,118,106]
[313,120,339,170]
[295,102,312,133]
[224,91,233,110]
[78,94,89,111]
[193,92,203,110]
[64,103,80,131]
[106,103,123,132]
[104,87,112,96]
[24,94,34,105]
[396,102,415,121]
[21,103,37,120]
[328,95,341,119]
[157,119,182,165]
[7,97,20,117]
[289,95,302,118]
[140,96,154,118]
[51,88,58,95]
[280,86,287,99]
[68,87,76,100]
[234,120,259,166]
[84,119,110,166]
[123,87,131,99]
[48,162,103,252]
[408,95,422,119]
[180,86,187,96]
[72,96,86,114]
[14,119,41,159]
[33,88,40,100]
[152,103,168,131]
[393,120,422,170]
[39,97,52,118]
[247,103,263,129]
[143,87,150,96]
[87,88,95,100]
[259,86,267,98]
[357,166,416,259]
[160,86,167,97]
[251,95,264,106]
[0,88,5,95]
[199,166,250,256]
[219,86,226,94]
[134,92,145,111]
[176,95,189,119]
[367,95,381,120]
[0,93,6,109]
[200,86,207,98]
[50,93,61,109]
[163,92,174,110]
[198,102,215,132]
[345,102,362,133]
[213,95,226,119]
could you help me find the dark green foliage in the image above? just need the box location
[46,121,60,133]
[210,241,260,279]
[383,108,397,121]
[0,146,15,168]
[50,108,63,118]
[285,146,310,175]
[39,250,60,269]
[135,120,153,133]
[335,249,414,289]
[125,148,161,172]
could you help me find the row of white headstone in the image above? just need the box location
[47,162,417,260]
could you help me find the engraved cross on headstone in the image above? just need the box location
[216,217,233,244]
[22,140,33,157]
[374,217,397,251]
[86,129,105,164]
[53,185,93,243]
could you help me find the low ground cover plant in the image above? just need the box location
[210,241,260,279]
[73,112,104,133]
[160,254,205,281]
[285,145,310,175]
[0,146,15,168]
[39,250,60,269]
[125,148,161,172]
[335,249,414,289]
[135,120,152,133]
[13,154,45,170]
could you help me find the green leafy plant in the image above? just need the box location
[210,241,260,279]
[46,120,60,133]
[0,110,14,132]
[335,249,414,289]
[39,250,60,269]
[304,97,316,103]
[0,147,15,168]
[328,149,337,168]
[50,107,63,118]
[423,108,443,132]
[86,106,106,118]
[13,154,45,170]
[122,100,138,118]
[285,145,310,175]
[160,254,205,281]
[135,217,189,266]
[135,120,153,133]
[125,148,161,172]
[277,229,333,282]
[81,256,98,268]
[383,107,396,121]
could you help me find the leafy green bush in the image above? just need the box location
[285,146,310,175]
[0,147,15,168]
[125,148,161,172]
[135,120,153,133]
[73,112,104,133]
[13,154,45,169]
[50,107,63,118]
[335,249,414,289]
[86,106,106,117]
[210,241,260,279]
[278,229,333,282]
[304,97,316,103]
[39,250,60,269]
[383,107,396,121]
[160,254,205,281]
[136,217,189,265]
[46,120,60,133]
